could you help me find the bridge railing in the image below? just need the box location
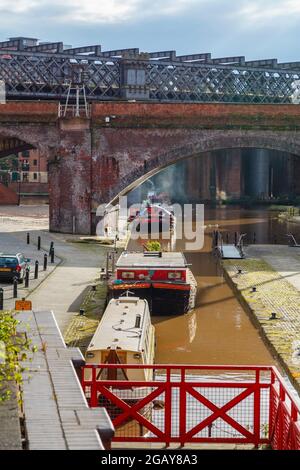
[80,364,300,449]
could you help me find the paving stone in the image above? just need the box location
[223,246,300,392]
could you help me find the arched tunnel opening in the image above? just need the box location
[0,135,48,205]
[127,148,300,206]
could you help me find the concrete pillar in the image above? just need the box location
[215,149,242,201]
[246,149,270,199]
[293,156,300,196]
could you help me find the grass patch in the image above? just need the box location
[64,281,108,353]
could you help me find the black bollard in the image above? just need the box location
[50,247,55,264]
[38,236,41,251]
[0,288,3,310]
[27,232,30,245]
[273,235,277,245]
[226,233,229,244]
[25,267,30,288]
[234,232,238,246]
[13,277,18,298]
[49,242,54,256]
[34,260,39,279]
[253,232,256,244]
[212,230,215,249]
[216,231,219,247]
[43,254,48,271]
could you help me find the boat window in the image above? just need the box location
[168,271,182,280]
[121,271,135,279]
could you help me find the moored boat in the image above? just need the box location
[84,295,155,429]
[85,295,155,378]
[109,251,197,315]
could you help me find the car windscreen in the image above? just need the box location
[0,257,18,267]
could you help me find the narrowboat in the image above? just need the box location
[85,296,155,380]
[109,251,197,315]
[129,190,175,235]
[85,296,155,429]
[133,203,176,235]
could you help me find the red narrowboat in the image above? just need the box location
[109,251,197,315]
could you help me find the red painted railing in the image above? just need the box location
[81,364,300,449]
[269,368,300,449]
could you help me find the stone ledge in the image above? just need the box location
[222,257,300,393]
[18,310,114,450]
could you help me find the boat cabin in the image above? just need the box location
[85,296,155,381]
[115,251,188,283]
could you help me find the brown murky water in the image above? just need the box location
[129,207,300,366]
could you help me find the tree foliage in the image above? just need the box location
[0,311,36,402]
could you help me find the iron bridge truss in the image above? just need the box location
[1,37,300,104]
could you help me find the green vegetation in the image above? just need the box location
[0,311,36,402]
[144,241,162,252]
[0,155,18,172]
[64,281,108,353]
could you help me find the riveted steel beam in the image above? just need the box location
[149,51,176,60]
[245,59,278,67]
[101,48,139,58]
[176,53,211,62]
[0,39,24,51]
[278,62,300,70]
[62,45,102,56]
[210,56,245,65]
[24,42,64,53]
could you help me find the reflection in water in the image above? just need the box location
[128,207,300,367]
[188,311,197,343]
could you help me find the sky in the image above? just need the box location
[0,0,300,62]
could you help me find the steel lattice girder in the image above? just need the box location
[0,49,299,103]
[145,62,299,103]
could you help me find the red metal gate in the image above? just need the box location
[81,364,300,449]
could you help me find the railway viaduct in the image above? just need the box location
[1,101,300,234]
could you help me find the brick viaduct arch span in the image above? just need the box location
[2,102,300,234]
[105,129,300,204]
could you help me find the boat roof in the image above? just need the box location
[86,297,150,353]
[116,251,188,269]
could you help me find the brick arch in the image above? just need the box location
[107,129,300,204]
[0,125,57,158]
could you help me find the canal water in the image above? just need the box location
[128,207,300,367]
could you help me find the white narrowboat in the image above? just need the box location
[85,296,155,381]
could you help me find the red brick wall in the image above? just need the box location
[91,102,300,129]
[8,182,48,194]
[0,183,18,204]
[0,101,58,122]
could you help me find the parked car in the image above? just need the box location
[0,253,30,283]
